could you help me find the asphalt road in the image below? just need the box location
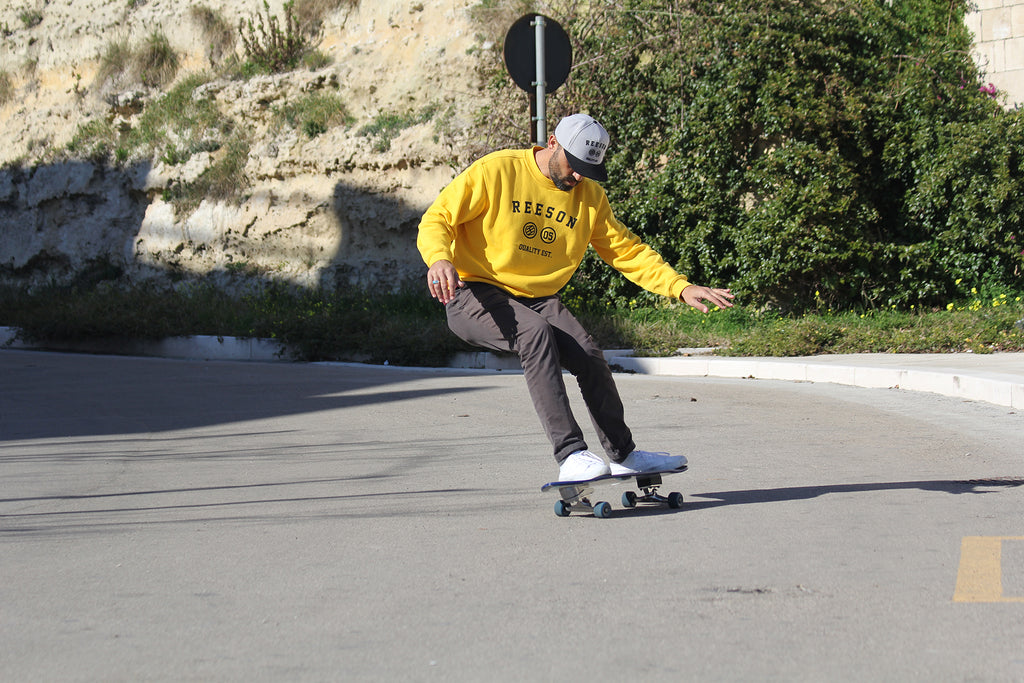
[2,350,1022,681]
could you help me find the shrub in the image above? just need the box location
[238,1,310,74]
[18,9,43,28]
[475,0,1022,314]
[95,32,179,90]
[135,31,179,88]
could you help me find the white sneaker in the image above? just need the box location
[558,450,611,481]
[610,450,687,476]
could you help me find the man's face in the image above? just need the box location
[548,146,582,192]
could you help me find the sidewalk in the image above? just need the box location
[607,351,1024,410]
[3,326,1022,409]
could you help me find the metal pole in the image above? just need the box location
[532,15,547,145]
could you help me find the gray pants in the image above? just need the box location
[445,282,635,464]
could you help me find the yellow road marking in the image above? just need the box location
[954,536,1024,603]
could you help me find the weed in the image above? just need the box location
[302,49,333,71]
[189,5,236,66]
[18,9,43,28]
[96,38,134,88]
[164,133,251,214]
[358,105,439,152]
[291,0,358,36]
[95,32,179,90]
[274,92,352,138]
[238,1,309,75]
[0,70,13,108]
[66,118,119,161]
[136,31,179,88]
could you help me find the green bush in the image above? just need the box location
[481,0,1022,314]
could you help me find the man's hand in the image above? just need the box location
[681,285,735,313]
[427,260,464,305]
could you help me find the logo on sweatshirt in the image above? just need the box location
[520,222,554,258]
[510,200,577,229]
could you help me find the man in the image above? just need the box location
[417,113,734,482]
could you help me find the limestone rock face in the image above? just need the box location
[0,0,496,290]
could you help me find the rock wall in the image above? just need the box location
[0,0,495,290]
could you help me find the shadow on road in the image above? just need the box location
[687,478,1024,509]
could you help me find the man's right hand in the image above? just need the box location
[427,260,464,305]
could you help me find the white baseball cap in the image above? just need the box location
[554,113,609,181]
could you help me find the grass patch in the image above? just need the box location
[19,9,43,28]
[95,31,179,90]
[66,72,239,172]
[274,92,352,138]
[0,282,469,365]
[0,70,13,107]
[162,133,251,213]
[358,105,439,152]
[2,282,1022,365]
[96,38,134,88]
[136,31,179,88]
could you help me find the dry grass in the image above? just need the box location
[190,5,236,66]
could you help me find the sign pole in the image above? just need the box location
[532,15,547,145]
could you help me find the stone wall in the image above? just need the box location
[0,0,489,292]
[966,0,1024,107]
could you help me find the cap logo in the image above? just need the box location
[554,114,610,181]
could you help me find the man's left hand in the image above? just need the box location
[681,285,735,313]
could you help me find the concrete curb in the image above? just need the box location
[3,326,1021,409]
[607,354,1024,410]
[0,327,285,362]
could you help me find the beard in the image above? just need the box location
[547,153,579,192]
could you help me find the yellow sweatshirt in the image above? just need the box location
[417,147,691,299]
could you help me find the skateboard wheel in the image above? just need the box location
[593,501,612,518]
[667,492,684,509]
[554,500,571,517]
[621,491,637,508]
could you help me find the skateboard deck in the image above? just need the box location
[541,465,688,518]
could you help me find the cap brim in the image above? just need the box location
[564,149,608,182]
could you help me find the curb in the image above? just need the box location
[3,327,1020,409]
[607,354,1024,410]
[0,327,285,362]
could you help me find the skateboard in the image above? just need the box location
[541,465,688,518]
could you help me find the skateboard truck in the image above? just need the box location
[553,482,613,518]
[621,473,684,509]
